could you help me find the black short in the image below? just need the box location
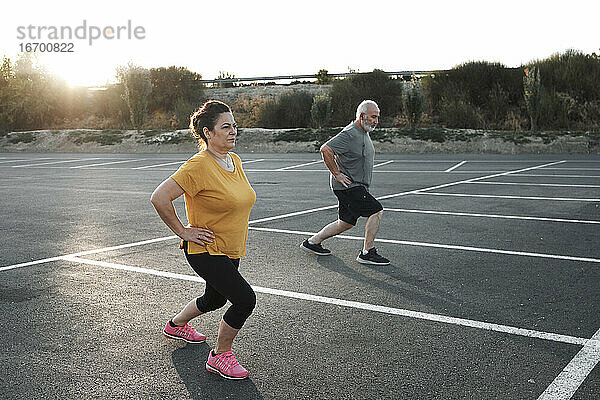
[333,185,383,226]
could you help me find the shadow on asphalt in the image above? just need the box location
[171,344,263,399]
[316,254,464,312]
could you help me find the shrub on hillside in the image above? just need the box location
[258,91,313,128]
[329,69,403,125]
[439,90,485,129]
[423,61,522,128]
[402,77,425,128]
[232,95,268,128]
[311,94,332,128]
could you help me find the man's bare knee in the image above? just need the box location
[337,219,354,230]
[370,210,383,220]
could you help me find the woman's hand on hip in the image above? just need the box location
[182,226,215,246]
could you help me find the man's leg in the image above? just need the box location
[363,210,383,251]
[309,219,354,244]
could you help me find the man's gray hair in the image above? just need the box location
[356,100,379,120]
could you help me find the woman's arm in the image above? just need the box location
[150,178,214,245]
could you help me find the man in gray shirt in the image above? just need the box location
[301,100,389,265]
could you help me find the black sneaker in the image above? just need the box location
[300,239,331,256]
[356,247,390,265]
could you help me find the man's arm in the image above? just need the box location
[320,144,351,188]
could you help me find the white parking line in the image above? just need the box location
[242,159,266,164]
[132,161,186,170]
[375,160,566,202]
[249,161,567,224]
[70,158,149,168]
[538,327,600,400]
[60,255,596,348]
[248,226,600,264]
[540,167,600,171]
[374,160,394,168]
[418,192,600,202]
[276,160,323,171]
[12,157,103,168]
[467,182,600,188]
[0,235,177,272]
[515,174,600,179]
[0,157,54,164]
[384,208,600,225]
[445,161,467,172]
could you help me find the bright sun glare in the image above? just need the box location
[44,54,114,87]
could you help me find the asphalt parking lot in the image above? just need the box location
[1,152,599,399]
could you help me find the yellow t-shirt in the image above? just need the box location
[171,151,256,258]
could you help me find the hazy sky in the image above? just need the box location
[1,0,598,86]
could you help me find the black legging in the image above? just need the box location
[184,244,256,330]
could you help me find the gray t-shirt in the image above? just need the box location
[324,122,375,191]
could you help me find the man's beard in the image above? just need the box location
[362,118,376,132]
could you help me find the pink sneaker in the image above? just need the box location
[162,321,206,343]
[206,350,249,380]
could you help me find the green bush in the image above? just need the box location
[311,94,332,128]
[8,132,35,144]
[529,49,600,102]
[329,69,402,125]
[67,130,123,146]
[174,98,195,129]
[258,91,313,128]
[439,90,485,129]
[423,61,522,128]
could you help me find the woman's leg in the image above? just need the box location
[171,298,203,326]
[185,252,256,349]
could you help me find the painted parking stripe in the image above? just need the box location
[70,158,150,168]
[12,157,104,168]
[0,157,54,164]
[60,255,596,348]
[248,226,600,264]
[132,161,186,170]
[0,235,177,272]
[537,327,600,400]
[514,174,600,179]
[539,167,600,171]
[467,182,600,188]
[276,160,323,171]
[384,208,600,225]
[241,159,265,164]
[374,160,394,168]
[418,192,600,202]
[375,160,566,202]
[445,161,467,172]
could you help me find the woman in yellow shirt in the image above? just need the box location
[150,100,256,380]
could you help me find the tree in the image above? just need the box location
[329,69,403,125]
[148,66,204,113]
[316,69,331,85]
[116,63,152,130]
[0,57,15,131]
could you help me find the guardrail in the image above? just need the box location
[199,70,444,84]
